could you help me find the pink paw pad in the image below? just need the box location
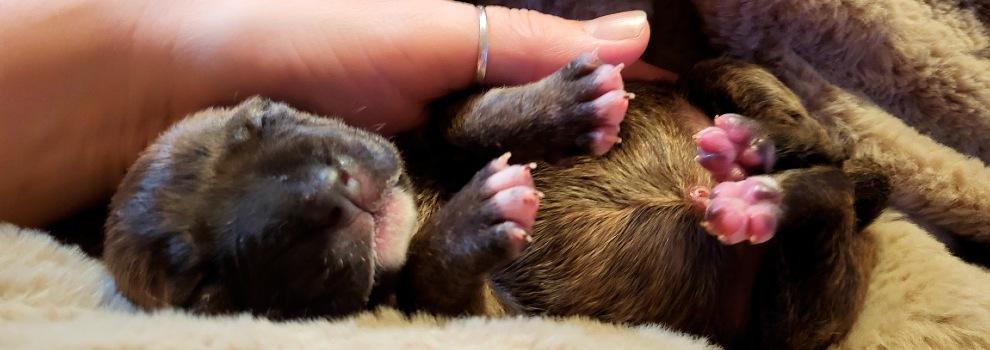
[694,113,775,182]
[700,176,783,245]
[482,153,541,232]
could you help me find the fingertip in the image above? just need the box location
[481,7,651,85]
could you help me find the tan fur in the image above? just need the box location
[839,212,990,349]
[504,89,717,324]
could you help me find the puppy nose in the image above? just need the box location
[316,164,379,212]
[317,166,358,195]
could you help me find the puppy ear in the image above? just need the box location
[223,96,306,149]
[224,96,280,145]
[103,226,209,310]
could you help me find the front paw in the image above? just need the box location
[432,153,540,267]
[546,51,632,157]
[471,51,632,163]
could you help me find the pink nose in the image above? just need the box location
[317,164,382,213]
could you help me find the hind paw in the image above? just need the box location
[694,113,776,182]
[698,176,783,245]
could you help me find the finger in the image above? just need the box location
[480,8,652,85]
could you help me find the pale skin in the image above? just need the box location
[0,0,674,227]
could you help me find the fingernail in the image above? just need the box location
[584,10,647,41]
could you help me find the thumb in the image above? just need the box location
[480,8,672,85]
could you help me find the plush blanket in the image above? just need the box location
[3,0,990,348]
[3,214,988,349]
[0,224,716,350]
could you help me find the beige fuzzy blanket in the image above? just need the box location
[0,224,716,349]
[3,214,988,349]
[4,0,990,348]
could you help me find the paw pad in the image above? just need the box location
[699,176,783,245]
[694,113,775,182]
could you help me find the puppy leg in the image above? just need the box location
[682,64,874,348]
[429,51,631,164]
[682,58,850,170]
[399,154,538,316]
[694,166,868,349]
[754,167,872,350]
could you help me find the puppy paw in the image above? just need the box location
[470,52,631,163]
[694,113,776,182]
[432,153,540,266]
[699,176,783,245]
[550,51,631,156]
[479,153,540,257]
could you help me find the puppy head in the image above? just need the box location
[104,97,417,318]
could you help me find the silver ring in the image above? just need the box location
[475,5,489,84]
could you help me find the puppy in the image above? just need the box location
[400,55,887,349]
[104,55,886,349]
[102,96,545,318]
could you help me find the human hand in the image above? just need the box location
[149,0,672,133]
[0,0,672,226]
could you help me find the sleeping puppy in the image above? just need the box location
[102,95,547,318]
[104,54,887,349]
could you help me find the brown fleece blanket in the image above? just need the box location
[3,0,990,348]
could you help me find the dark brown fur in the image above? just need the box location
[393,58,886,349]
[102,54,885,350]
[103,103,414,318]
